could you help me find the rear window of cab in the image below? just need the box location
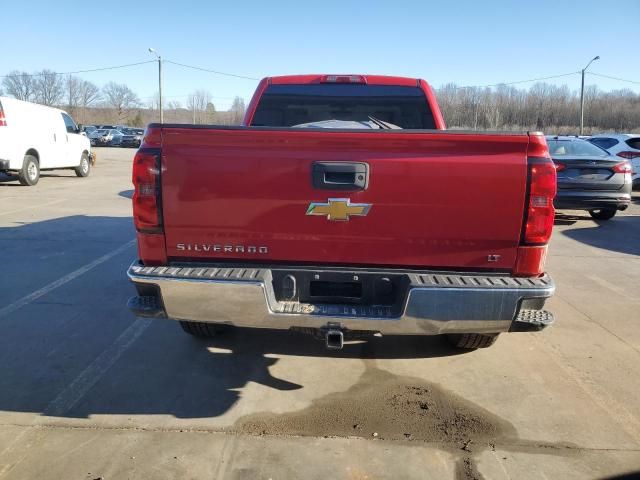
[251,84,435,129]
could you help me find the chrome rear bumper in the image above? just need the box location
[127,262,555,335]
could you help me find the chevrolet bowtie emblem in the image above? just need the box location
[306,198,372,221]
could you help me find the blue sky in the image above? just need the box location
[2,0,639,109]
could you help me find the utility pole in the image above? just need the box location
[148,48,163,123]
[580,55,599,135]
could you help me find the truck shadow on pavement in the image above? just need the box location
[57,325,467,420]
[205,326,465,360]
[560,214,640,256]
[0,213,467,425]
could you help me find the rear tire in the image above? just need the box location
[18,155,39,186]
[447,333,499,349]
[179,321,220,338]
[589,208,616,220]
[75,152,91,177]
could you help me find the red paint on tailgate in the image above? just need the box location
[159,128,529,270]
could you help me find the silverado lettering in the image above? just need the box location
[176,243,268,254]
[128,74,557,351]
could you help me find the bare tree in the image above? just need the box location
[435,82,640,134]
[78,80,101,108]
[33,70,64,106]
[205,102,216,123]
[165,100,182,122]
[187,89,212,124]
[229,96,246,124]
[65,75,83,113]
[72,79,101,123]
[102,82,140,120]
[147,91,162,112]
[2,71,35,101]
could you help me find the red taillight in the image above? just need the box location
[616,151,640,160]
[554,162,566,172]
[612,161,632,173]
[0,101,7,127]
[522,157,557,245]
[320,75,366,84]
[132,149,162,233]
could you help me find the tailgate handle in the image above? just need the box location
[312,162,369,190]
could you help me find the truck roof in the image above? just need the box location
[244,75,440,127]
[266,74,423,87]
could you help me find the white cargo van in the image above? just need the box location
[0,97,92,186]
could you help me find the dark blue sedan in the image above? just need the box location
[547,136,632,220]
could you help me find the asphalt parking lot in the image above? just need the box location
[0,147,639,480]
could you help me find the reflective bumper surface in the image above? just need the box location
[127,262,555,335]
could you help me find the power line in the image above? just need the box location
[456,71,581,89]
[162,64,590,89]
[140,93,238,100]
[2,59,638,93]
[0,60,156,78]
[165,60,260,81]
[588,72,640,86]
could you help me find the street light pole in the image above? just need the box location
[580,55,599,135]
[148,48,163,123]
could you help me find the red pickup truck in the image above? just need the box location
[127,74,556,350]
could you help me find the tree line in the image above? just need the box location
[435,82,640,133]
[2,69,639,132]
[1,69,246,126]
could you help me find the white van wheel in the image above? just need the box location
[75,153,91,178]
[18,155,40,186]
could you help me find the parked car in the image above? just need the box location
[0,96,92,185]
[88,129,108,146]
[127,74,557,351]
[588,134,640,189]
[82,125,97,135]
[120,128,144,148]
[89,129,123,147]
[88,129,104,146]
[547,136,632,220]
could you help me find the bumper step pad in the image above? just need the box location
[127,295,166,319]
[510,309,554,332]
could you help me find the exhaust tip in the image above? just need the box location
[325,329,344,350]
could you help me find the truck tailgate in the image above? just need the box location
[160,127,530,271]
